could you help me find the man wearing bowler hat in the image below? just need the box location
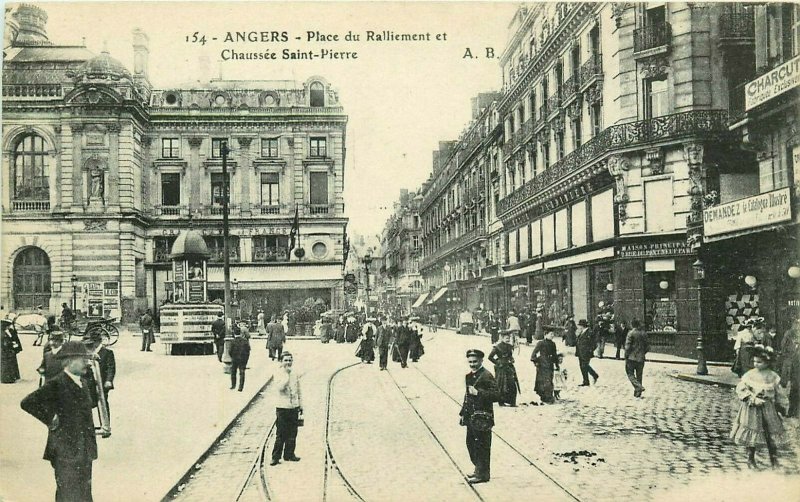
[21,340,102,501]
[459,349,499,484]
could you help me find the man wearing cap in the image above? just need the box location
[575,319,599,386]
[211,312,226,362]
[266,351,303,465]
[38,331,66,384]
[459,349,500,484]
[84,330,116,417]
[21,340,102,501]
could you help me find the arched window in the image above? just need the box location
[309,82,325,107]
[14,134,49,200]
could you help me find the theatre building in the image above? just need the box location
[1,4,348,321]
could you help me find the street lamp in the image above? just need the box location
[363,252,373,315]
[232,278,239,320]
[221,140,233,373]
[692,258,708,375]
[71,275,78,312]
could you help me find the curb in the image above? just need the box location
[672,373,737,388]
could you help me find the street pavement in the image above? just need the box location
[2,326,799,502]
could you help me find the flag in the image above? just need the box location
[289,205,300,250]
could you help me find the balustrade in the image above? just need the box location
[11,200,50,212]
[306,203,330,215]
[496,110,729,216]
[3,85,62,98]
[634,22,672,53]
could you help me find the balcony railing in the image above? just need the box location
[257,204,282,215]
[420,227,487,270]
[502,139,515,158]
[634,22,672,53]
[161,205,182,216]
[579,54,603,89]
[496,110,730,216]
[306,203,330,215]
[208,248,241,263]
[563,75,579,102]
[538,102,549,121]
[154,249,171,263]
[12,200,50,212]
[202,204,240,216]
[522,118,535,140]
[546,93,561,114]
[252,246,290,262]
[720,11,755,40]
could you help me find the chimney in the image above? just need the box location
[12,4,51,46]
[132,28,149,78]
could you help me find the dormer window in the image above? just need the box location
[310,82,325,107]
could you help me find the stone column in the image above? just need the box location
[236,137,253,215]
[187,137,204,213]
[72,124,84,211]
[107,123,121,213]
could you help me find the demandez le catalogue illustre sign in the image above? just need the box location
[703,187,792,237]
[745,54,800,111]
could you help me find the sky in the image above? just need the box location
[26,1,518,236]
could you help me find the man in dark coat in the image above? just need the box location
[624,319,649,398]
[38,331,66,384]
[267,316,286,361]
[229,330,251,391]
[211,313,226,362]
[375,319,391,370]
[575,319,599,386]
[396,320,412,368]
[139,309,155,352]
[459,349,500,484]
[21,341,101,502]
[83,331,116,417]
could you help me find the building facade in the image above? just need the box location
[380,189,423,316]
[407,2,799,359]
[2,4,348,321]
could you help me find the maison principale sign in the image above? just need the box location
[745,55,800,111]
[703,187,792,237]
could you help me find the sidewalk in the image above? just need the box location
[0,328,304,502]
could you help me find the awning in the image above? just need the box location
[427,287,448,304]
[411,292,429,308]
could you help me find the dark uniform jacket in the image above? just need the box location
[375,325,390,349]
[38,349,64,383]
[459,366,500,427]
[576,327,595,360]
[396,326,412,346]
[21,371,98,463]
[90,347,116,390]
[230,337,251,364]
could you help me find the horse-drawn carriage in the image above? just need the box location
[9,311,119,346]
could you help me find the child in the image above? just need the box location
[730,346,788,468]
[552,353,568,400]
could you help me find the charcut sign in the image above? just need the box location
[745,54,800,111]
[703,187,792,237]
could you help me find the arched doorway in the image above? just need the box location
[13,247,51,309]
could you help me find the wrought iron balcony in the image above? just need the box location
[579,54,603,89]
[634,22,672,54]
[502,138,515,158]
[720,11,755,40]
[522,118,535,140]
[11,200,50,212]
[563,75,579,102]
[154,248,171,263]
[419,227,487,270]
[252,246,290,262]
[546,93,562,114]
[538,102,549,121]
[208,248,241,263]
[496,110,730,217]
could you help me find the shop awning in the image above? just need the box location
[427,287,448,304]
[411,292,429,308]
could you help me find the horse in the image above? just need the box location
[7,312,49,346]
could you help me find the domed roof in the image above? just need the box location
[170,229,210,259]
[77,50,132,82]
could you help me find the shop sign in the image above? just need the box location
[618,241,693,259]
[745,54,800,111]
[703,187,792,237]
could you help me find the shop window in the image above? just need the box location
[161,173,181,207]
[542,213,555,255]
[591,189,614,241]
[537,271,571,327]
[555,208,569,250]
[531,219,542,256]
[644,268,677,331]
[592,265,615,321]
[210,173,229,206]
[644,179,674,232]
[571,200,587,247]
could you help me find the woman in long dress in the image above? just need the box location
[531,331,558,403]
[1,319,22,383]
[733,321,757,377]
[257,310,267,337]
[488,332,519,406]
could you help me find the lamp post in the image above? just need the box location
[71,275,78,312]
[693,258,708,375]
[232,278,239,320]
[363,252,373,315]
[221,140,233,373]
